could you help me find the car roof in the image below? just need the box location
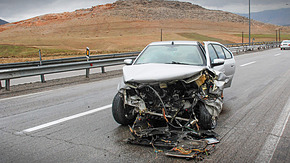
[148,41,199,46]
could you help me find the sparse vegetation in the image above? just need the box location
[177,33,234,44]
[0,45,38,58]
[0,44,79,58]
[234,34,290,40]
[0,44,84,63]
[0,44,138,63]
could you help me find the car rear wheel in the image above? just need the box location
[197,102,216,130]
[112,92,136,125]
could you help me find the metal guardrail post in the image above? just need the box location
[5,79,10,91]
[101,66,105,73]
[39,49,46,83]
[85,47,90,78]
[86,68,90,78]
[161,29,163,41]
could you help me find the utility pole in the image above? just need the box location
[278,29,281,42]
[276,30,277,42]
[39,49,45,83]
[242,32,244,44]
[161,29,163,41]
[249,0,251,46]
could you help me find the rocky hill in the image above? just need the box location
[0,0,288,63]
[0,0,264,31]
[108,0,250,23]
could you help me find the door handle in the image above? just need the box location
[231,65,235,67]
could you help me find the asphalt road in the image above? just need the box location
[0,48,289,162]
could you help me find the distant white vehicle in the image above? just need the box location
[280,40,290,50]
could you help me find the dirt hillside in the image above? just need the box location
[0,0,289,63]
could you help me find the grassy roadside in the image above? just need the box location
[0,44,80,58]
[0,44,138,63]
[177,33,234,44]
[234,34,290,40]
[0,44,84,63]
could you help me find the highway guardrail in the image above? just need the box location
[0,51,140,70]
[226,41,280,54]
[0,41,281,91]
[0,56,137,91]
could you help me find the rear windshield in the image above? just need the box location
[282,40,290,43]
[134,45,205,66]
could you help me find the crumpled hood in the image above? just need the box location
[123,63,207,83]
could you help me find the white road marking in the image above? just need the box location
[255,98,290,163]
[0,90,54,102]
[21,104,112,133]
[274,53,281,57]
[240,61,256,67]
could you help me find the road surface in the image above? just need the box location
[0,48,289,162]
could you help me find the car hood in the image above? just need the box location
[123,63,207,83]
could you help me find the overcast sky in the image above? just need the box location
[0,0,289,23]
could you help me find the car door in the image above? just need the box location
[204,41,235,88]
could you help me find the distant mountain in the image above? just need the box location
[0,0,284,54]
[0,19,9,25]
[236,8,290,26]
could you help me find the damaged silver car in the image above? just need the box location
[112,41,235,130]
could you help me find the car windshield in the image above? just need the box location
[282,40,290,43]
[134,45,205,66]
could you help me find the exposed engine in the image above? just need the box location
[121,69,225,131]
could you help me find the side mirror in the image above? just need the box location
[124,59,133,65]
[212,59,225,67]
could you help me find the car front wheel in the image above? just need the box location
[197,102,216,130]
[112,92,136,125]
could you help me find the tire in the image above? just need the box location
[197,102,216,130]
[112,92,136,125]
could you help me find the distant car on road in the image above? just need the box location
[280,40,290,50]
[112,41,235,130]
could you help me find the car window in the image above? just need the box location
[212,45,225,59]
[135,45,205,66]
[207,44,218,63]
[222,47,232,59]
